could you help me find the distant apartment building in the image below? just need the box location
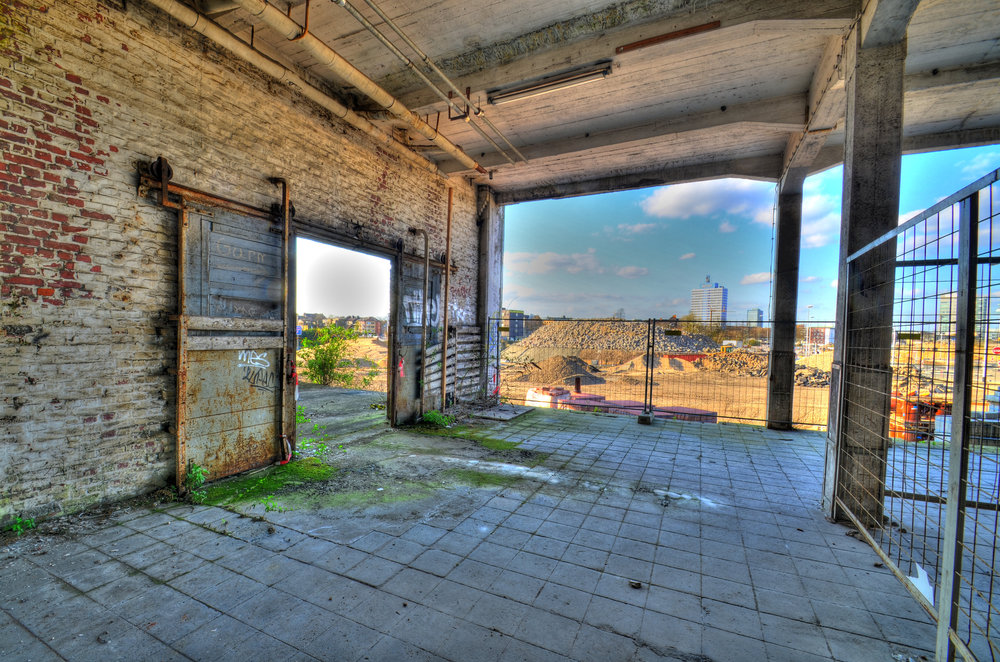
[690,276,728,323]
[746,308,763,327]
[500,309,541,341]
[502,309,526,341]
[298,312,327,329]
[937,293,991,337]
[807,326,835,346]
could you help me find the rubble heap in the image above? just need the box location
[503,321,719,363]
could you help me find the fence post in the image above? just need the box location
[935,192,978,661]
[639,319,655,423]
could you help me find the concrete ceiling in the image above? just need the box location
[205,0,1000,202]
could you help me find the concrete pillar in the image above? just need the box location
[823,30,906,523]
[767,171,805,430]
[477,186,504,396]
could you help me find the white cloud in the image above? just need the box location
[801,276,822,283]
[505,248,603,275]
[960,150,1000,177]
[679,252,696,260]
[800,193,841,248]
[719,221,736,233]
[617,222,657,235]
[616,266,649,278]
[741,272,771,285]
[830,279,838,289]
[640,179,775,221]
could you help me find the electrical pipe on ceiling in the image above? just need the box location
[355,0,527,164]
[335,0,526,166]
[144,0,448,177]
[231,0,487,174]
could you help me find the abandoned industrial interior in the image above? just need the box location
[2,0,1000,660]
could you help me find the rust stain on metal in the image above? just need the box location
[615,20,721,54]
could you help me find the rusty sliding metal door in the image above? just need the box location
[142,158,294,488]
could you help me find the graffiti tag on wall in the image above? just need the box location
[238,350,276,392]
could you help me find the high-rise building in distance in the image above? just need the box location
[691,275,728,323]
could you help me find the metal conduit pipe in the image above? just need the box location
[233,0,487,173]
[441,188,453,409]
[408,227,430,418]
[333,0,516,165]
[144,0,446,178]
[357,0,528,164]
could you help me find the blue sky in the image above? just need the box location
[503,145,1000,322]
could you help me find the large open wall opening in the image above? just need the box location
[295,236,392,421]
[496,147,1000,429]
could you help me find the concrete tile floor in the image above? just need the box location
[1,410,937,661]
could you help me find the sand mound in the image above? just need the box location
[510,355,605,385]
[605,354,698,374]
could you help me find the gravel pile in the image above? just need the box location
[795,366,831,387]
[695,350,769,377]
[503,321,719,362]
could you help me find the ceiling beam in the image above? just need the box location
[780,36,846,188]
[495,155,783,205]
[860,0,921,48]
[808,127,1000,175]
[438,94,806,174]
[389,0,859,111]
[905,61,1000,93]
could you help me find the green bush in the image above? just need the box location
[302,325,361,387]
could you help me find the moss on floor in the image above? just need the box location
[441,468,520,488]
[202,457,335,506]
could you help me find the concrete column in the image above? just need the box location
[823,30,906,523]
[767,171,805,430]
[476,186,504,396]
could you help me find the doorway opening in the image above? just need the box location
[295,237,392,422]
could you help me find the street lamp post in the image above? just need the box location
[806,305,814,356]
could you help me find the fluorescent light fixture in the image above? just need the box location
[487,63,611,105]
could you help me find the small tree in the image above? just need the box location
[303,324,360,386]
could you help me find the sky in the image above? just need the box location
[295,144,1000,321]
[503,145,1000,323]
[297,240,391,318]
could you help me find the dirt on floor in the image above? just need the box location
[186,385,550,527]
[0,385,545,550]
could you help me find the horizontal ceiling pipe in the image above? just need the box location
[144,0,446,178]
[233,0,487,173]
[334,0,517,165]
[354,0,528,164]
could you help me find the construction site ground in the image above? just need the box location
[0,385,936,661]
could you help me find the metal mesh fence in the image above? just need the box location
[836,168,1000,661]
[491,316,830,428]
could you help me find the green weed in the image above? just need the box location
[422,409,455,427]
[7,515,35,536]
[185,462,209,503]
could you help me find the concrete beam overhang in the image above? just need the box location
[438,94,807,174]
[861,0,921,48]
[390,0,859,111]
[494,155,782,205]
[808,126,1000,176]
